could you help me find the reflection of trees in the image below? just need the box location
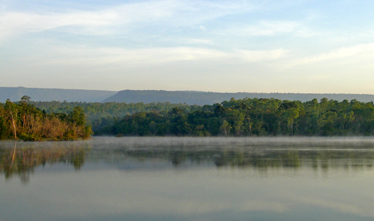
[112,147,374,171]
[0,142,88,183]
[2,140,374,181]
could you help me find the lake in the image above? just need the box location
[1,137,374,220]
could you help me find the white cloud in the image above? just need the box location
[187,39,213,45]
[219,20,315,37]
[288,43,374,67]
[0,0,255,40]
[237,49,289,62]
[0,1,177,39]
[0,11,116,38]
[199,26,207,31]
[173,1,255,25]
[243,21,301,36]
[42,46,228,65]
[31,45,288,66]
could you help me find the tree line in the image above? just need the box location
[30,101,202,132]
[0,96,92,141]
[3,96,374,138]
[31,101,201,120]
[98,97,374,136]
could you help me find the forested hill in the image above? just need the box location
[0,87,116,102]
[104,90,374,105]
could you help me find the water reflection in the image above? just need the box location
[0,142,88,182]
[2,137,374,221]
[113,148,374,171]
[2,137,374,183]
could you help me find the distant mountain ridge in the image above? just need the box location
[0,87,116,102]
[2,87,374,104]
[104,90,374,105]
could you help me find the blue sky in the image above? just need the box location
[1,0,374,93]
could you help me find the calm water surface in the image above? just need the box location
[1,137,374,221]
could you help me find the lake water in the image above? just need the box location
[2,137,374,220]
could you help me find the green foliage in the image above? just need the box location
[100,97,374,137]
[0,116,6,139]
[0,97,92,141]
[68,106,86,126]
[30,101,202,133]
[7,96,374,137]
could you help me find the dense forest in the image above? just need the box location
[30,101,202,132]
[99,97,374,136]
[0,96,92,141]
[3,95,374,138]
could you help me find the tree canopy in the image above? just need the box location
[0,98,92,141]
[98,97,374,136]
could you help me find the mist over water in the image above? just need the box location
[1,137,374,220]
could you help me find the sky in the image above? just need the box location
[1,0,374,93]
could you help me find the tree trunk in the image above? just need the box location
[9,111,17,139]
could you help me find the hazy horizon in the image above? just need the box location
[2,1,374,93]
[4,86,374,96]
